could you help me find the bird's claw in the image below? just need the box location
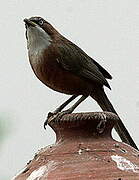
[44,111,56,129]
[47,112,54,119]
[44,110,72,129]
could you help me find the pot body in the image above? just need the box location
[12,112,139,180]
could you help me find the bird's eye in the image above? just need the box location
[38,19,44,26]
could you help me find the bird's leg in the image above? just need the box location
[59,95,88,115]
[45,95,78,128]
[54,94,78,113]
[44,95,88,128]
[47,95,78,119]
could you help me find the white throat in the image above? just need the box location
[26,25,52,55]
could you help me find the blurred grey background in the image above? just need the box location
[0,1,139,179]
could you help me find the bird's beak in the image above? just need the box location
[24,18,37,27]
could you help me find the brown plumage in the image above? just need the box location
[24,17,138,150]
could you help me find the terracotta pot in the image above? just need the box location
[12,112,139,180]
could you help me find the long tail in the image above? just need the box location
[91,88,138,150]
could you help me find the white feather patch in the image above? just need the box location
[26,25,52,65]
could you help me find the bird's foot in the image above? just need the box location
[44,109,72,129]
[44,112,56,129]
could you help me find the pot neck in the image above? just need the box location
[49,112,118,143]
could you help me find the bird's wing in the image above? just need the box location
[92,59,112,79]
[56,41,111,89]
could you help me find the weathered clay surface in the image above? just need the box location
[12,112,139,180]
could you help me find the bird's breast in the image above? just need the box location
[29,50,92,95]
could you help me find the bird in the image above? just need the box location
[24,16,138,150]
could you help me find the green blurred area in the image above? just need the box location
[0,120,7,143]
[0,114,12,180]
[0,116,11,143]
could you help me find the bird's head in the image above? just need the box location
[24,17,59,49]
